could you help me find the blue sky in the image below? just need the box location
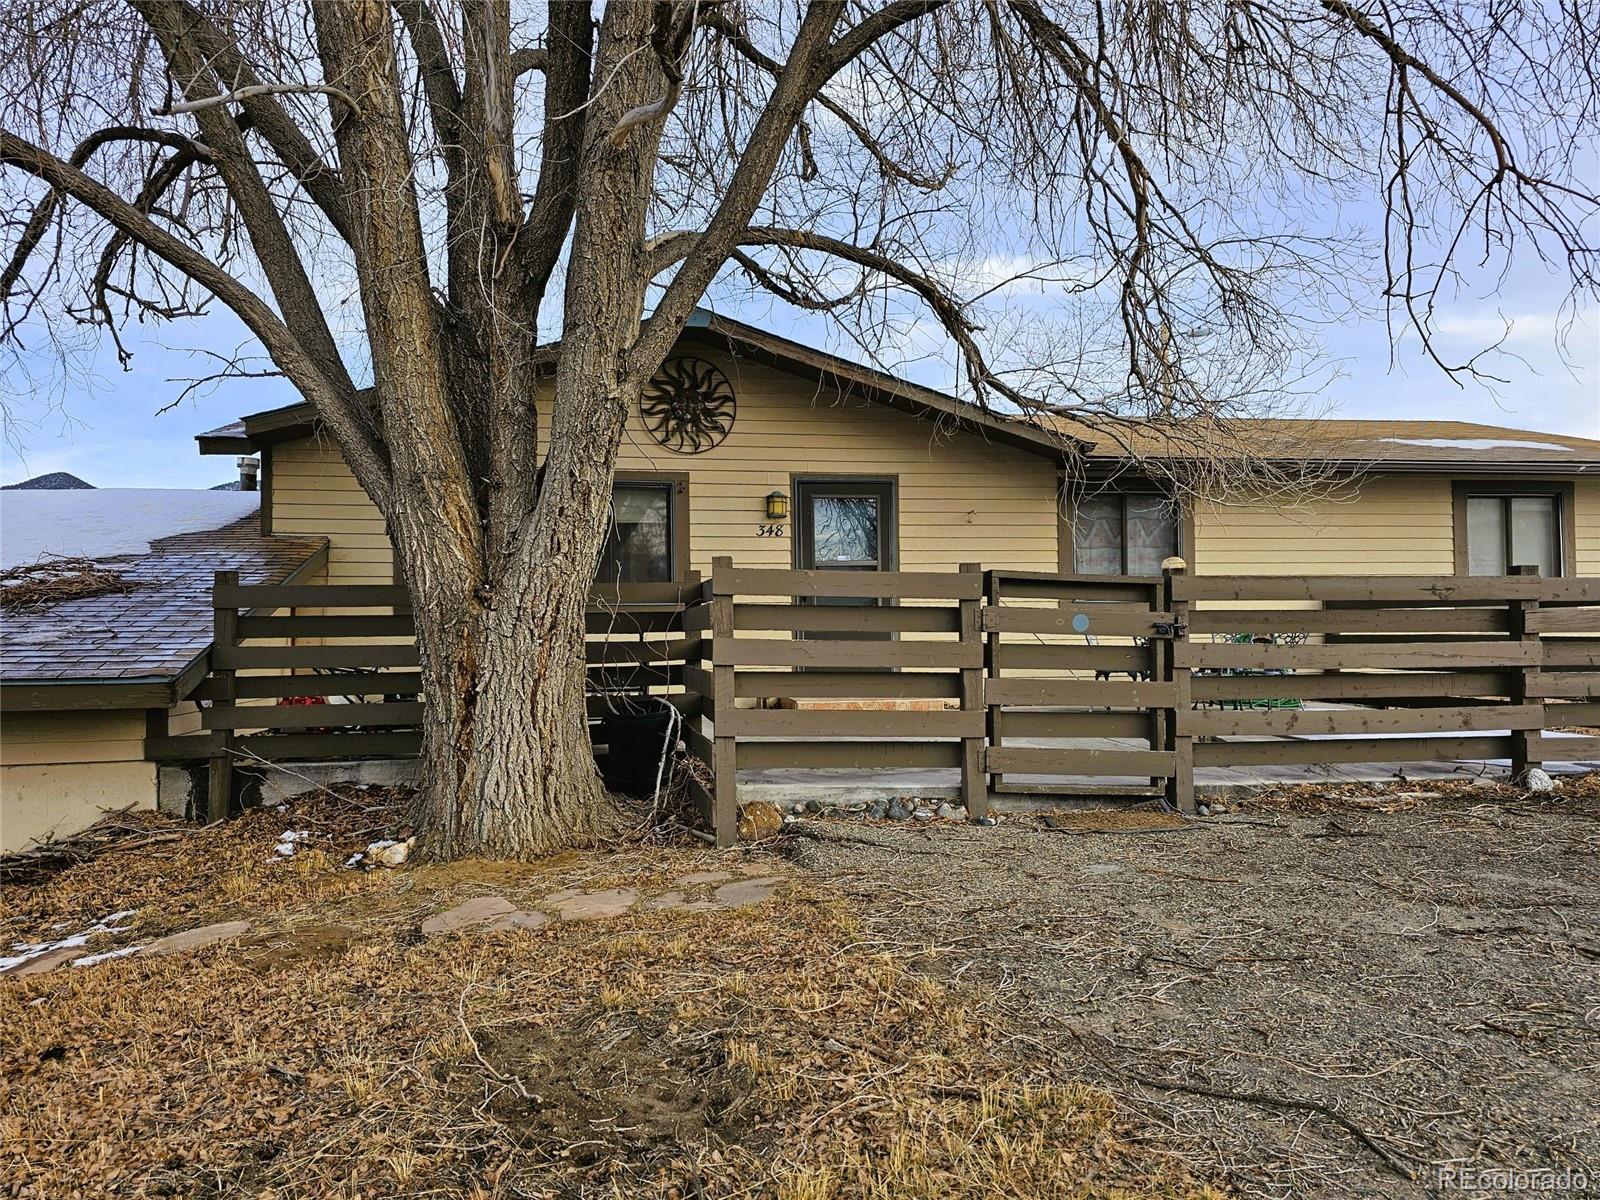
[1,247,1594,490]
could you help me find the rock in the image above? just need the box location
[935,803,961,820]
[887,799,912,820]
[1523,767,1556,793]
[912,807,935,821]
[1209,802,1229,815]
[790,802,808,815]
[677,870,733,886]
[737,801,785,842]
[365,837,413,868]
[713,877,784,908]
[2,946,84,976]
[139,920,253,957]
[421,897,548,936]
[548,888,638,922]
[1198,804,1212,817]
[866,799,890,819]
[975,815,998,827]
[842,801,868,814]
[805,798,825,813]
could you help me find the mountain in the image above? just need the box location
[2,472,94,491]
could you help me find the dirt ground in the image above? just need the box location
[0,787,1220,1200]
[4,778,1596,1198]
[788,776,1600,1199]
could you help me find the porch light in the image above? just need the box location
[765,490,790,520]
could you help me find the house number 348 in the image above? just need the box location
[757,523,786,537]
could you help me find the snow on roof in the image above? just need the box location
[1379,437,1575,453]
[0,489,260,569]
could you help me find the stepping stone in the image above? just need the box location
[138,921,253,957]
[422,897,547,936]
[676,871,733,886]
[547,887,638,921]
[2,946,84,976]
[647,891,718,913]
[713,877,785,908]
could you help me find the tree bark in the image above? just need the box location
[402,542,619,861]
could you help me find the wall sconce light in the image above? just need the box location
[765,490,790,520]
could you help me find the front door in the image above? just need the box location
[795,479,896,642]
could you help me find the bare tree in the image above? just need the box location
[2,1,1596,858]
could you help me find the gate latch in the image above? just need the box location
[1151,620,1187,638]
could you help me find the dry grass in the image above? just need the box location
[0,789,1223,1199]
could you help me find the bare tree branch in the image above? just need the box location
[152,81,359,117]
[0,128,392,505]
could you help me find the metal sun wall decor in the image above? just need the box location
[640,357,737,453]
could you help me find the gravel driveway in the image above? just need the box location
[787,778,1600,1199]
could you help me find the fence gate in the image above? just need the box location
[982,570,1192,811]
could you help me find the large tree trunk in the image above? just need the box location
[399,527,623,861]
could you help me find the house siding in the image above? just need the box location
[1194,475,1600,576]
[262,362,1598,585]
[0,711,156,853]
[266,352,1062,578]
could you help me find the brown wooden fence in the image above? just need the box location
[150,571,705,821]
[154,564,1600,844]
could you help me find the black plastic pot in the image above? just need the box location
[600,704,675,797]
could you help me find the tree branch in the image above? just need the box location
[153,82,359,116]
[0,128,392,506]
[158,0,352,243]
[627,1,848,377]
[510,47,548,77]
[701,8,955,191]
[2,126,204,316]
[134,0,360,403]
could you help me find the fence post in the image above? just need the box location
[709,556,738,846]
[982,569,1006,796]
[1146,575,1168,791]
[1509,563,1541,783]
[1162,564,1195,814]
[208,570,239,823]
[958,562,987,820]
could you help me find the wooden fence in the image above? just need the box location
[154,564,1600,844]
[685,557,985,843]
[150,571,705,821]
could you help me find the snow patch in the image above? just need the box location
[1380,437,1573,453]
[0,910,139,973]
[0,489,260,568]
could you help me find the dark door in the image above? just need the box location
[795,479,896,643]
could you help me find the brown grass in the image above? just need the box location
[0,789,1224,1199]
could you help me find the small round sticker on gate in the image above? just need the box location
[1071,613,1090,633]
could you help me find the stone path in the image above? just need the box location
[422,864,788,936]
[2,862,793,976]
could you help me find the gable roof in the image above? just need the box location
[195,312,1599,475]
[195,310,1083,461]
[1041,416,1600,475]
[1,493,326,710]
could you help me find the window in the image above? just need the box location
[1463,492,1562,576]
[597,481,676,583]
[1072,493,1179,575]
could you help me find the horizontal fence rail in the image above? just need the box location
[158,563,1600,843]
[693,556,986,843]
[155,571,708,822]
